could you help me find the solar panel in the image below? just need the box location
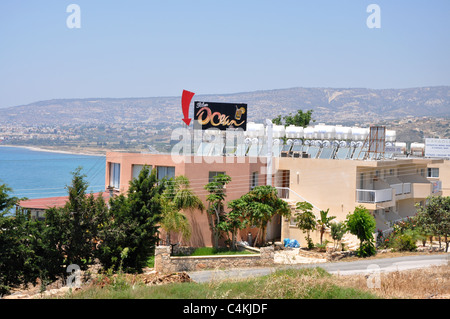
[319,147,333,159]
[308,146,320,159]
[351,147,362,159]
[196,142,214,156]
[210,143,224,156]
[335,147,350,160]
[235,144,247,156]
[292,144,303,157]
[247,143,260,157]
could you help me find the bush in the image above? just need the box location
[346,206,377,257]
[393,233,417,252]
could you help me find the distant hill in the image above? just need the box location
[1,86,449,126]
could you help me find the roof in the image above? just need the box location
[18,192,110,210]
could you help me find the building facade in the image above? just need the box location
[105,152,268,247]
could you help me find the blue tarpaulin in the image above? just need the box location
[283,238,300,248]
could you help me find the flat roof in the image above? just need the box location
[18,192,109,210]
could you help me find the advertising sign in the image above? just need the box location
[194,101,247,131]
[425,138,450,158]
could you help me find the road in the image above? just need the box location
[187,253,449,283]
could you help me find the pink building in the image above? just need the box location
[105,152,268,247]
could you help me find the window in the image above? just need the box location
[251,172,258,189]
[157,166,175,180]
[208,171,225,183]
[109,162,121,189]
[132,164,152,180]
[427,168,439,178]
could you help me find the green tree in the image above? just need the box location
[272,109,314,128]
[294,202,317,249]
[0,185,29,295]
[204,174,232,249]
[240,185,290,247]
[317,208,335,245]
[330,221,346,251]
[415,195,450,251]
[0,184,62,295]
[346,206,377,257]
[98,166,164,273]
[0,183,17,213]
[160,175,204,248]
[45,167,108,270]
[226,198,249,250]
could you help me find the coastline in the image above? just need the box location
[0,144,106,157]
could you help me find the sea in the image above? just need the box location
[0,146,106,200]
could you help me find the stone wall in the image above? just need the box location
[154,246,275,273]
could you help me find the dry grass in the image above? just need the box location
[333,265,450,299]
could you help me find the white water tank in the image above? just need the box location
[410,142,425,156]
[335,125,352,140]
[245,122,265,137]
[304,126,315,139]
[395,142,407,154]
[314,123,335,139]
[386,130,396,142]
[285,125,304,139]
[351,127,369,141]
[270,124,286,138]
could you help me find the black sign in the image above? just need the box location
[194,101,247,131]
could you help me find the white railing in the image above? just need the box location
[391,183,403,195]
[275,187,322,214]
[356,188,392,203]
[391,183,411,195]
[432,180,442,193]
[403,183,411,194]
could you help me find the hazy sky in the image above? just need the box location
[0,0,449,108]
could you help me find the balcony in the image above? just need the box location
[397,174,435,199]
[431,180,442,194]
[390,183,411,195]
[385,176,411,197]
[356,188,393,204]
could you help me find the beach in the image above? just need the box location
[0,144,107,157]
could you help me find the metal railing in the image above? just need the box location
[432,180,442,193]
[391,183,411,195]
[275,187,322,214]
[356,188,393,203]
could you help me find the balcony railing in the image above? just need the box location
[432,180,442,194]
[356,188,393,203]
[391,183,411,195]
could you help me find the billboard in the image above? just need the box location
[425,138,450,158]
[194,101,247,131]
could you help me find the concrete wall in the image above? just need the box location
[429,159,450,197]
[154,245,275,273]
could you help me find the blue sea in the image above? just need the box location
[0,146,106,200]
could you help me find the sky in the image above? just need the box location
[0,0,449,108]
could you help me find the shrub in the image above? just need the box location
[346,206,376,257]
[391,229,419,252]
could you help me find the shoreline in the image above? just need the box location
[0,144,106,157]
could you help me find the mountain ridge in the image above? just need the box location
[1,86,449,126]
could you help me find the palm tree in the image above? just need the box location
[317,209,336,245]
[294,202,317,249]
[161,175,204,248]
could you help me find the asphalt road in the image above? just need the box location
[187,253,449,283]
